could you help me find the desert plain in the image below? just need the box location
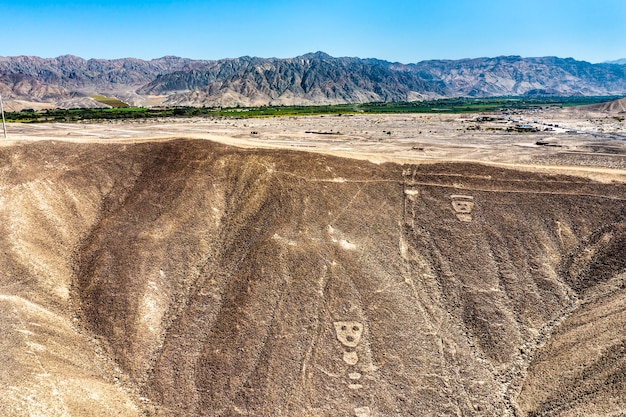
[1,102,625,416]
[5,104,626,172]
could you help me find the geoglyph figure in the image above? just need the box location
[450,195,475,222]
[334,321,363,348]
[332,321,371,413]
[343,351,359,365]
[451,200,474,213]
[354,406,372,417]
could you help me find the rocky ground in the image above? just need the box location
[1,106,625,416]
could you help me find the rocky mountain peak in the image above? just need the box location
[0,53,625,109]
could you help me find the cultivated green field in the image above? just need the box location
[90,95,130,108]
[5,96,620,123]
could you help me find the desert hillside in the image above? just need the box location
[1,135,625,416]
[586,97,626,113]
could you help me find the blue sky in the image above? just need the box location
[2,0,625,63]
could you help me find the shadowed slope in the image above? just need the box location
[0,142,152,416]
[1,139,625,416]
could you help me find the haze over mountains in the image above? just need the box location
[1,52,626,109]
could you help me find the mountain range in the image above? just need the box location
[606,58,626,65]
[1,52,625,109]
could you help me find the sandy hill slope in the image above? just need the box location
[586,97,626,113]
[1,139,625,416]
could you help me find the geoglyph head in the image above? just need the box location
[450,195,475,214]
[452,200,474,213]
[334,321,363,348]
[450,195,475,221]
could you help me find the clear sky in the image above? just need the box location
[2,0,626,63]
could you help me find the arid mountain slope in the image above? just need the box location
[1,139,625,416]
[0,55,209,108]
[408,56,626,97]
[138,54,626,106]
[138,52,446,106]
[1,53,626,109]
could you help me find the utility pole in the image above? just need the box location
[0,93,6,139]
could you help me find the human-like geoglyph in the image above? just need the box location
[402,168,420,230]
[343,351,359,365]
[404,188,419,200]
[450,195,475,222]
[334,321,363,348]
[402,169,420,202]
[333,321,372,415]
[354,406,372,417]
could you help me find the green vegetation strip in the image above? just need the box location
[5,96,620,123]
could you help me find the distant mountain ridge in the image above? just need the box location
[1,52,625,109]
[408,56,626,97]
[138,52,446,106]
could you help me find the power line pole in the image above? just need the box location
[0,93,6,139]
